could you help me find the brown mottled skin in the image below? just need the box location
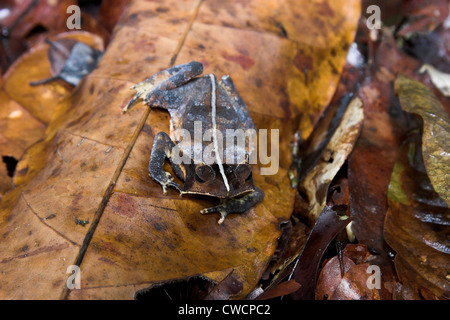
[123,61,264,224]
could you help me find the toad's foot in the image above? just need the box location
[158,171,182,195]
[200,187,265,224]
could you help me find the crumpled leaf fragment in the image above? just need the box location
[29,38,103,86]
[285,206,352,300]
[394,74,450,206]
[266,94,363,288]
[0,0,78,72]
[2,31,104,124]
[0,0,361,300]
[419,64,450,97]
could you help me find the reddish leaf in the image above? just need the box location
[286,206,351,300]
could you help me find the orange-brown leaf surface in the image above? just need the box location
[0,0,360,299]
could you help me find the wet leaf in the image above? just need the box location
[394,74,450,206]
[0,0,360,299]
[297,95,364,223]
[384,135,450,298]
[347,29,418,259]
[265,94,363,286]
[29,38,103,87]
[383,76,450,298]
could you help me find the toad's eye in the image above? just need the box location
[195,165,216,182]
[235,164,252,181]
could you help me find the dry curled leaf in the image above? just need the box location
[297,95,363,223]
[0,31,104,197]
[2,31,104,124]
[266,94,363,284]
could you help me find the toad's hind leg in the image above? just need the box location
[201,187,265,224]
[149,132,185,194]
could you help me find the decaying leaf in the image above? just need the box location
[0,0,78,72]
[384,75,450,298]
[419,64,450,98]
[0,0,360,299]
[347,29,417,259]
[29,38,103,87]
[384,134,450,298]
[2,31,104,124]
[0,89,45,196]
[265,93,363,285]
[394,74,450,206]
[396,0,449,37]
[297,95,364,223]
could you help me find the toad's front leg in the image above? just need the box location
[200,187,265,224]
[149,131,185,194]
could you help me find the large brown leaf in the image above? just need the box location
[394,74,450,206]
[0,0,360,299]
